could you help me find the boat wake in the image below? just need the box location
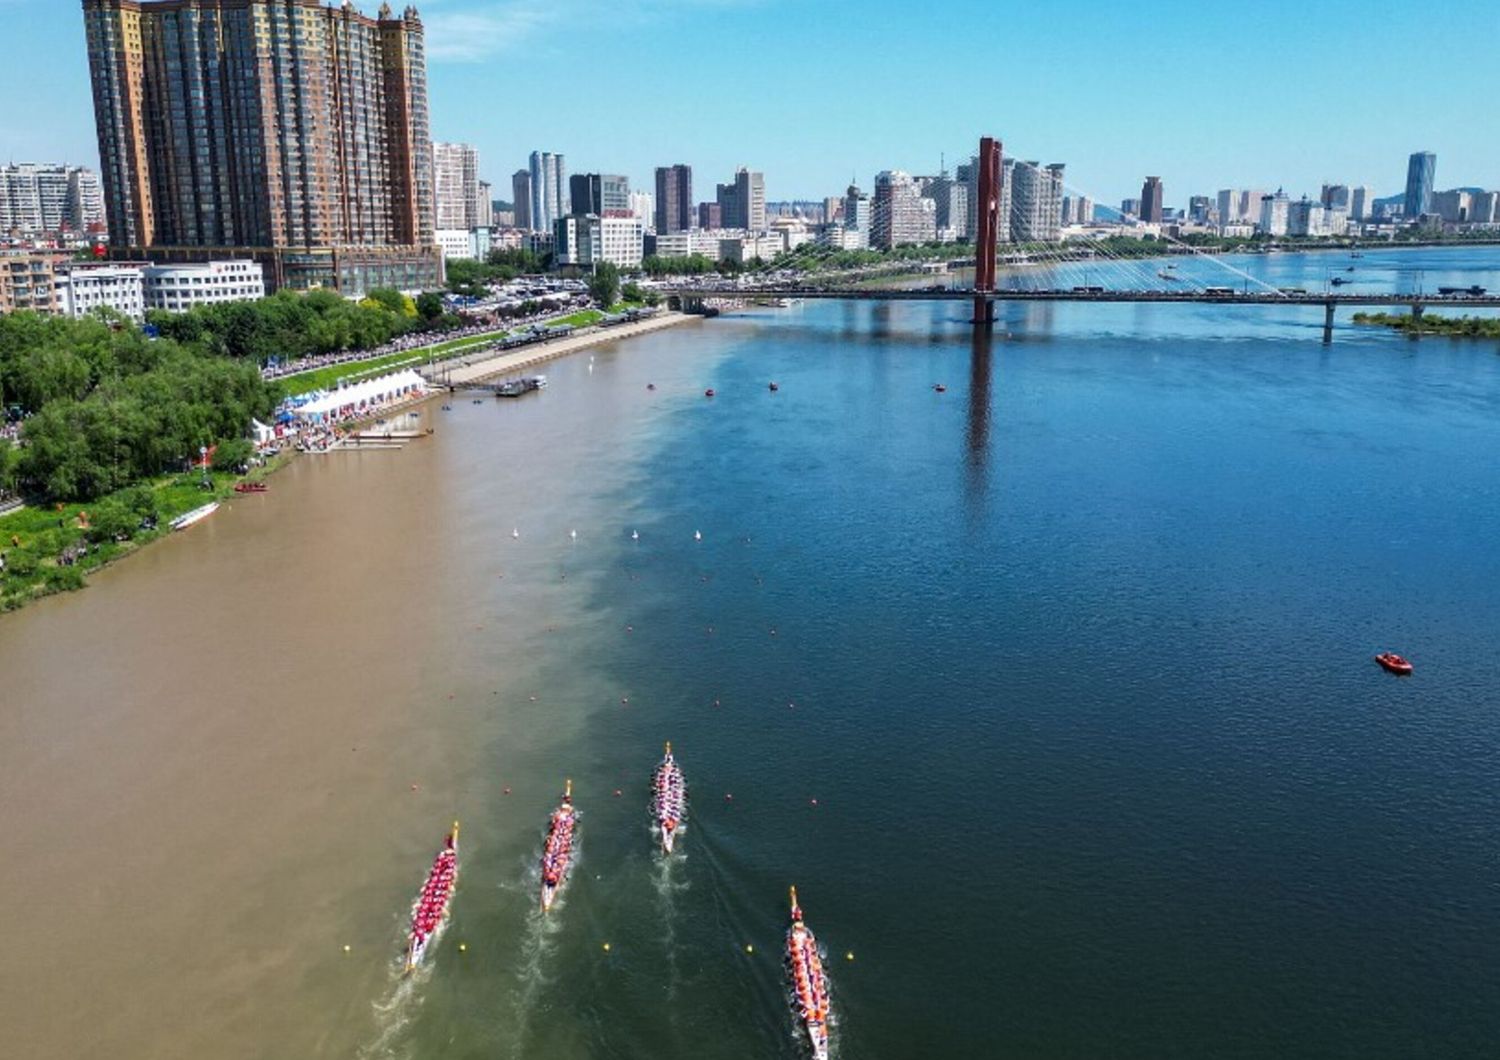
[653,845,691,1001]
[506,845,574,1059]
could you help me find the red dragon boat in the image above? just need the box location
[540,780,577,912]
[652,742,687,854]
[404,821,458,974]
[786,886,831,1060]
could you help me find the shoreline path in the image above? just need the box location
[426,312,698,388]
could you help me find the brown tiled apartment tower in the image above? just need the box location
[80,0,440,293]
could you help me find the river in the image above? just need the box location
[1,246,1498,1058]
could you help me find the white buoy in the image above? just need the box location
[694,530,703,541]
[512,528,520,539]
[631,530,639,541]
[570,529,578,540]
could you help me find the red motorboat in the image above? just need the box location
[1375,652,1413,676]
[233,482,268,494]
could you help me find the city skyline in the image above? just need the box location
[0,0,1495,209]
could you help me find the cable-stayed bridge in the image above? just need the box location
[663,137,1500,342]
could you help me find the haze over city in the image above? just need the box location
[0,0,1495,205]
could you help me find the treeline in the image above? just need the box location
[145,287,455,364]
[447,248,552,297]
[0,313,279,501]
[1353,312,1500,337]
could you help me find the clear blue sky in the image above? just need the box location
[2,0,1494,207]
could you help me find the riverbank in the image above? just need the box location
[429,311,697,387]
[0,453,289,613]
[0,314,697,615]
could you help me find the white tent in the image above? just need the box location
[250,418,275,445]
[294,369,427,423]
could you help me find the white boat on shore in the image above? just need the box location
[169,502,220,531]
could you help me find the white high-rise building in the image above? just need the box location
[871,171,936,249]
[1258,189,1291,236]
[554,215,644,268]
[0,164,105,233]
[629,191,655,230]
[433,142,482,231]
[1009,161,1065,242]
[529,151,569,233]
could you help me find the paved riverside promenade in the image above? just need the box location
[426,312,697,388]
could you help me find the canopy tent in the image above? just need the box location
[293,369,427,423]
[250,418,275,445]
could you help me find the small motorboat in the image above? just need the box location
[1375,652,1413,676]
[647,383,657,391]
[705,388,716,398]
[233,482,268,494]
[769,382,780,392]
[933,384,947,393]
[169,502,220,531]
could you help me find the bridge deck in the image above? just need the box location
[665,287,1500,308]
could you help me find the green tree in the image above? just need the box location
[86,499,137,543]
[211,437,254,471]
[589,262,621,308]
[416,291,445,321]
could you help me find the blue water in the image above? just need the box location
[391,246,1500,1058]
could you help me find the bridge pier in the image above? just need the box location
[1323,301,1335,344]
[972,297,995,327]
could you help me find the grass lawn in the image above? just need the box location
[544,309,606,329]
[278,328,512,396]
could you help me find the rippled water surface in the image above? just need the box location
[1,247,1498,1059]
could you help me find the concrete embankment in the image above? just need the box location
[424,312,697,388]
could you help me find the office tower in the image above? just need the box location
[1011,162,1064,242]
[871,171,936,249]
[1404,152,1436,219]
[698,202,723,229]
[81,0,438,293]
[433,142,482,230]
[1074,196,1093,225]
[654,164,693,234]
[569,174,630,218]
[1319,183,1351,213]
[1216,189,1239,224]
[824,196,843,225]
[1469,191,1499,225]
[1429,189,1472,223]
[1120,198,1141,218]
[512,170,533,230]
[717,168,766,231]
[1139,176,1164,223]
[1349,186,1372,221]
[529,151,568,232]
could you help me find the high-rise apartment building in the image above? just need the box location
[871,171,936,249]
[654,164,693,235]
[1187,195,1212,225]
[1011,162,1065,242]
[528,151,568,232]
[433,142,482,231]
[1258,189,1291,236]
[512,170,533,230]
[717,168,766,231]
[81,0,439,293]
[1404,152,1436,219]
[1139,176,1164,224]
[1074,196,1093,225]
[925,171,969,241]
[843,184,870,248]
[475,181,493,228]
[0,164,106,234]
